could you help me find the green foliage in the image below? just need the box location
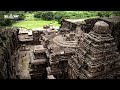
[0,18,13,26]
[53,11,99,24]
[25,11,36,13]
[11,11,120,29]
[41,11,54,20]
[53,11,67,24]
[17,13,26,20]
[34,11,54,20]
[33,11,119,24]
[97,12,103,17]
[53,11,67,20]
[34,11,43,18]
[25,13,35,20]
[97,11,112,17]
[112,11,120,16]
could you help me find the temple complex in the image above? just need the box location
[0,16,120,79]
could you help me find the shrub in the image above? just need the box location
[112,11,120,16]
[53,11,66,20]
[41,11,54,20]
[34,11,54,20]
[97,11,112,17]
[34,11,43,18]
[17,13,25,20]
[0,18,13,26]
[97,12,103,17]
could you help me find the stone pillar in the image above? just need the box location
[32,31,40,45]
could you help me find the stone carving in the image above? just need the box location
[29,45,48,79]
[0,17,120,79]
[68,21,120,79]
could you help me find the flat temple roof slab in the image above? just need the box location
[65,19,85,22]
[33,45,46,53]
[18,34,33,42]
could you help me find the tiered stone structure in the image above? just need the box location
[29,45,48,79]
[68,21,120,79]
[84,16,120,52]
[47,32,77,79]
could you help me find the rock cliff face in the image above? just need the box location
[0,27,18,79]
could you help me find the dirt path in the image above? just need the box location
[16,45,34,79]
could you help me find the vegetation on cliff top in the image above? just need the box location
[0,11,119,29]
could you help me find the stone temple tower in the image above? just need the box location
[69,21,120,79]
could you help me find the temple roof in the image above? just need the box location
[64,19,86,25]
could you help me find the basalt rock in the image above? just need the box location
[68,21,120,79]
[0,27,18,79]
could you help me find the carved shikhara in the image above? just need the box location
[70,21,120,79]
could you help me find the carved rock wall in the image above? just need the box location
[0,27,18,79]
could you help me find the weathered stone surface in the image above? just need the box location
[84,16,120,52]
[29,45,48,79]
[68,21,120,79]
[46,30,78,79]
[93,21,110,34]
[0,27,18,79]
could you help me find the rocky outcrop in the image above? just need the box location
[0,27,18,79]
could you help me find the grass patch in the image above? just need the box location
[12,20,60,29]
[12,12,99,30]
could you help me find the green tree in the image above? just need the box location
[41,11,54,20]
[34,11,43,18]
[112,11,120,16]
[0,18,13,26]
